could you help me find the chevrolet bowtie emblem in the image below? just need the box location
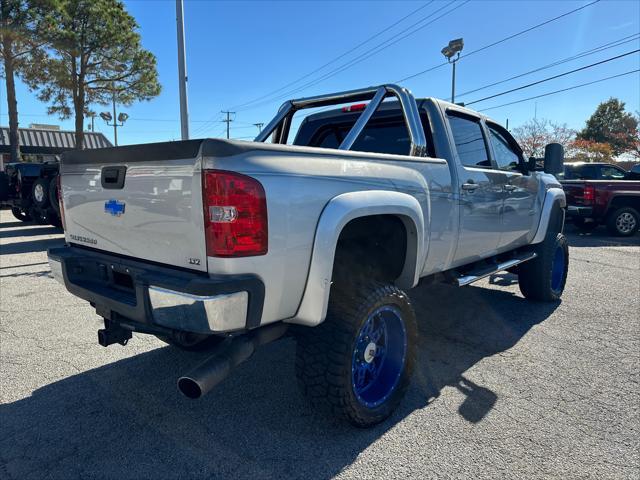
[104,199,126,217]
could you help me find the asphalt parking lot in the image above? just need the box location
[0,209,638,480]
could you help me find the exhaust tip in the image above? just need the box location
[177,377,203,399]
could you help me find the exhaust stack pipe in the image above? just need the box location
[177,323,287,399]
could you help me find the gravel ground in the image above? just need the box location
[1,209,638,479]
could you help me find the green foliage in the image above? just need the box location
[25,0,161,147]
[577,98,638,156]
[1,0,50,160]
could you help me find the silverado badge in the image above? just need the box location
[104,199,126,217]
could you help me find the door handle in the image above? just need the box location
[461,182,478,191]
[503,184,517,192]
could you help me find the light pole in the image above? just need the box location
[176,0,189,140]
[100,91,128,146]
[253,122,264,133]
[441,38,464,104]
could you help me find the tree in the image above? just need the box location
[0,0,48,162]
[26,0,160,149]
[567,139,614,163]
[512,117,575,158]
[577,98,638,156]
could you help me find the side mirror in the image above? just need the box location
[543,143,564,175]
[627,164,640,180]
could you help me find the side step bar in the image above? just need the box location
[456,252,537,287]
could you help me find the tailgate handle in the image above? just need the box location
[101,166,127,189]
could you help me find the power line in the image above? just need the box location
[466,49,640,106]
[396,0,602,83]
[190,113,225,137]
[228,1,435,111]
[478,69,640,112]
[233,0,467,112]
[457,32,640,98]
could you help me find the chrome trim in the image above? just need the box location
[254,83,428,157]
[456,253,537,287]
[148,286,248,333]
[339,87,386,150]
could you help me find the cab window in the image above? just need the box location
[599,165,626,180]
[487,125,521,171]
[446,113,491,168]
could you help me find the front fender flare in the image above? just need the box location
[290,190,426,327]
[531,187,566,244]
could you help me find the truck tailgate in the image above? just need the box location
[60,141,207,272]
[561,181,587,205]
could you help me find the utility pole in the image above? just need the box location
[221,111,235,139]
[176,0,190,140]
[253,122,264,133]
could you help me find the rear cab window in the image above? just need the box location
[293,105,436,158]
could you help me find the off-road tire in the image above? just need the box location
[0,172,10,202]
[518,232,569,302]
[49,176,60,216]
[295,281,417,427]
[156,332,225,352]
[606,207,639,237]
[31,177,50,209]
[11,207,31,222]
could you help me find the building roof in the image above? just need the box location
[0,126,112,154]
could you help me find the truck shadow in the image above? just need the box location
[0,220,29,229]
[0,225,62,239]
[0,237,64,255]
[565,225,640,247]
[0,283,556,479]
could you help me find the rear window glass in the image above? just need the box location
[293,111,436,157]
[309,120,410,156]
[564,165,597,180]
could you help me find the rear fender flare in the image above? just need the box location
[290,190,426,327]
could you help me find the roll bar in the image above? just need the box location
[254,84,428,157]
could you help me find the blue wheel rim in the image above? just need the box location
[351,305,407,408]
[551,245,565,293]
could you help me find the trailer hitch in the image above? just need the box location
[98,319,132,347]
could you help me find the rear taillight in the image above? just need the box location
[583,185,595,204]
[202,170,268,257]
[57,174,66,230]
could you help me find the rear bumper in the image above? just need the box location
[566,205,594,218]
[48,246,264,334]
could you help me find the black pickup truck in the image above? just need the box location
[0,161,62,227]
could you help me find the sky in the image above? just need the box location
[1,0,639,146]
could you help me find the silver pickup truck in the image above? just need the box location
[48,84,568,426]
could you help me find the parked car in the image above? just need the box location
[560,163,640,236]
[0,161,61,227]
[48,84,568,427]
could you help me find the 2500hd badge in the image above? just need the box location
[69,234,98,245]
